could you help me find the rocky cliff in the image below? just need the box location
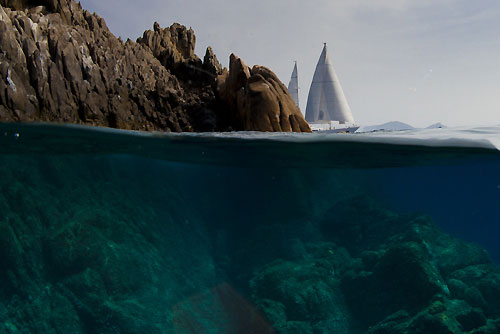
[0,0,311,132]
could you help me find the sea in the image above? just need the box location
[1,123,499,333]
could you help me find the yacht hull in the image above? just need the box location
[311,126,359,134]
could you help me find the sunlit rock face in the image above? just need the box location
[137,22,199,73]
[217,54,311,132]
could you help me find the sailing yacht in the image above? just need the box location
[288,61,299,108]
[289,43,359,133]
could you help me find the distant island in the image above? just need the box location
[358,121,447,133]
[0,0,310,133]
[426,122,447,129]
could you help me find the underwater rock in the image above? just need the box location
[251,260,349,322]
[342,242,449,327]
[448,264,500,317]
[470,318,500,334]
[368,298,490,334]
[241,195,500,333]
[278,321,314,334]
[172,283,275,334]
[2,154,500,332]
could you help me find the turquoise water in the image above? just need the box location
[1,123,500,333]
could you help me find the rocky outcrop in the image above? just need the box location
[0,0,219,131]
[217,54,311,132]
[203,46,222,76]
[137,22,200,75]
[0,0,310,132]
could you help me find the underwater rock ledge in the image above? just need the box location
[0,153,499,333]
[0,0,310,132]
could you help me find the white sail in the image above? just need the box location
[287,61,299,108]
[305,44,355,124]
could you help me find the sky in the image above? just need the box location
[79,0,500,127]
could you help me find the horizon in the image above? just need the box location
[79,0,500,128]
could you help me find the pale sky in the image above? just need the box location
[80,0,500,127]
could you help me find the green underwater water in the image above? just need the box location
[1,124,500,333]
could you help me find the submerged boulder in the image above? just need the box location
[245,196,500,333]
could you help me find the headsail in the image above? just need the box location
[287,61,299,108]
[305,44,354,124]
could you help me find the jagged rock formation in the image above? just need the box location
[137,22,199,74]
[0,0,310,132]
[0,0,214,131]
[217,54,311,132]
[203,46,222,76]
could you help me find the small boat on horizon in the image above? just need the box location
[288,43,359,133]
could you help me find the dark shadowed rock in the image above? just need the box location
[0,1,201,131]
[0,0,54,11]
[203,46,222,76]
[342,242,449,327]
[448,264,500,317]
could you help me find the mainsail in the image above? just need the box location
[287,61,299,108]
[305,44,354,124]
